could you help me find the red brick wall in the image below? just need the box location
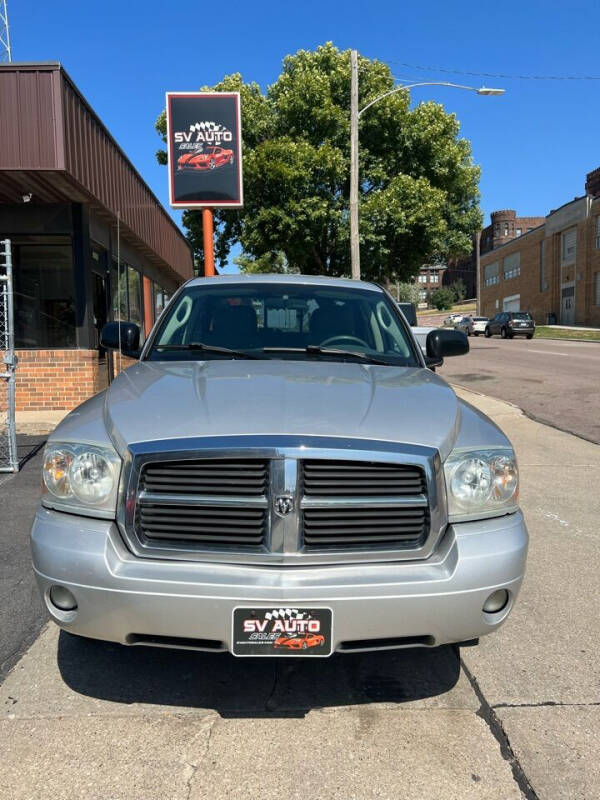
[7,350,109,412]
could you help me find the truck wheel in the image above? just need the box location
[527,334,533,339]
[485,328,491,338]
[501,327,507,339]
[474,332,479,336]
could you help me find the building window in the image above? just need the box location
[516,228,522,237]
[13,243,76,348]
[503,252,520,280]
[595,216,600,249]
[503,224,509,237]
[111,262,142,329]
[430,272,439,284]
[595,273,600,306]
[539,240,547,292]
[418,274,427,283]
[419,289,427,300]
[484,261,499,287]
[561,227,577,263]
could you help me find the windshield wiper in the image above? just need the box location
[262,346,394,366]
[153,342,264,359]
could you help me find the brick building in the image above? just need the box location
[0,63,194,412]
[413,264,447,303]
[480,169,600,326]
[444,209,546,299]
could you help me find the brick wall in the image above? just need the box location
[6,350,110,412]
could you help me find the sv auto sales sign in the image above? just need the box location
[166,92,243,209]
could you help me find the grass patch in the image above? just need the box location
[535,326,600,341]
[419,302,476,317]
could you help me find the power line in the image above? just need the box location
[383,59,600,81]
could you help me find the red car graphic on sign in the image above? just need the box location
[273,632,325,651]
[177,146,234,172]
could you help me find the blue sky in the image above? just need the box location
[9,0,600,271]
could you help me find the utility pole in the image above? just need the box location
[202,209,215,276]
[474,229,482,315]
[0,0,11,62]
[350,49,360,280]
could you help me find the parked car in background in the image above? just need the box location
[397,302,418,327]
[471,317,489,336]
[485,312,535,339]
[455,316,474,337]
[444,313,464,327]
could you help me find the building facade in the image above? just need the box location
[0,62,194,412]
[480,170,600,326]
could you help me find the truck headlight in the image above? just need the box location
[42,443,122,519]
[444,448,518,521]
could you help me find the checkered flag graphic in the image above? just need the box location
[264,608,312,621]
[189,121,228,133]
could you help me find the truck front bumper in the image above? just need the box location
[31,508,528,654]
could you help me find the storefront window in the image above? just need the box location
[153,282,166,319]
[14,244,76,348]
[127,266,142,328]
[110,262,142,329]
[110,261,128,321]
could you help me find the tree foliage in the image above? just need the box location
[394,282,421,304]
[429,286,456,310]
[155,43,482,280]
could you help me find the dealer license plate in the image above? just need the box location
[232,607,333,657]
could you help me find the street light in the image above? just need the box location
[349,49,505,280]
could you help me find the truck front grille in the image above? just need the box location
[126,446,438,563]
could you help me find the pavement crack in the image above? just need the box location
[494,700,600,709]
[460,657,539,800]
[183,714,218,800]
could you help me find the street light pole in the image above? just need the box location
[350,50,360,280]
[348,66,504,281]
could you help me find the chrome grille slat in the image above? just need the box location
[136,458,269,549]
[140,458,268,496]
[303,459,426,496]
[300,460,429,551]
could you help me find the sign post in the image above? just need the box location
[166,92,243,277]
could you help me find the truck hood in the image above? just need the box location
[102,360,460,459]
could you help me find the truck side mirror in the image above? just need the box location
[425,329,469,367]
[100,322,141,359]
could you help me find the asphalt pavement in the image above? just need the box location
[1,394,599,798]
[439,335,600,443]
[0,438,47,681]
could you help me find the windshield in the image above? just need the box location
[512,312,532,320]
[146,282,419,366]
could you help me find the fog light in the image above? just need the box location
[483,589,509,614]
[49,585,77,611]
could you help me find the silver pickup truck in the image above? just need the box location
[32,275,527,658]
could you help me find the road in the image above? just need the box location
[1,394,599,799]
[439,336,600,443]
[0,438,47,682]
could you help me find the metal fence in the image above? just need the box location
[0,238,18,472]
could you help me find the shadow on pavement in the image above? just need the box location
[57,631,460,718]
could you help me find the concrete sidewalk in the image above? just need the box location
[1,388,598,799]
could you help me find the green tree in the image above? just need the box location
[234,251,298,274]
[449,278,467,302]
[429,286,455,310]
[155,43,482,280]
[394,282,421,304]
